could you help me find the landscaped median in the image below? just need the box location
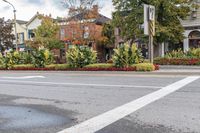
[0,63,159,71]
[0,43,159,71]
[154,58,200,65]
[154,48,200,66]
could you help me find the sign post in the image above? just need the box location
[144,4,155,63]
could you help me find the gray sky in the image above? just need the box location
[0,0,114,21]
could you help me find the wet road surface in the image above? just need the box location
[0,71,199,133]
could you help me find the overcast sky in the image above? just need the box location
[0,0,114,21]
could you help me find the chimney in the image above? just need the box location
[93,5,99,15]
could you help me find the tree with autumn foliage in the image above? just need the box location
[27,15,64,50]
[0,18,15,52]
[112,0,196,45]
[62,0,101,46]
[101,23,115,47]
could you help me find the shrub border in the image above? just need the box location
[0,64,159,71]
[154,58,200,65]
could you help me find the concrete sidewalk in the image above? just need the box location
[159,65,200,70]
[154,65,200,75]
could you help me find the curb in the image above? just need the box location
[160,65,200,70]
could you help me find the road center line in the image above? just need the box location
[0,79,162,89]
[57,76,199,133]
[0,76,45,79]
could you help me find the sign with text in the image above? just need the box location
[144,4,155,35]
[144,4,149,35]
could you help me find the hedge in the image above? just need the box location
[132,63,155,71]
[0,63,159,71]
[154,58,200,65]
[46,64,71,70]
[84,63,114,68]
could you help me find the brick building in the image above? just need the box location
[58,5,111,62]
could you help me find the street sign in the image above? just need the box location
[144,4,149,35]
[149,5,155,21]
[143,4,155,63]
[144,4,155,35]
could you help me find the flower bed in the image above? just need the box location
[154,58,200,65]
[154,48,200,66]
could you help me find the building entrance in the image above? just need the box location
[189,30,200,48]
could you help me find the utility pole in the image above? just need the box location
[144,4,155,63]
[148,5,155,63]
[2,0,18,51]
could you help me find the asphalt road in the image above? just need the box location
[0,71,199,133]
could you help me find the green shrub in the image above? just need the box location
[132,63,155,71]
[0,52,15,69]
[154,57,200,65]
[155,48,200,65]
[19,52,33,64]
[31,49,54,68]
[187,48,200,58]
[84,63,113,68]
[0,66,3,69]
[0,53,3,65]
[55,64,70,70]
[46,64,70,70]
[12,51,33,64]
[47,39,65,50]
[165,49,185,59]
[45,64,56,69]
[164,48,200,59]
[44,49,54,65]
[112,43,143,68]
[13,51,21,64]
[66,46,97,68]
[13,64,34,69]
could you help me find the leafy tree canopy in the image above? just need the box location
[62,0,97,14]
[0,18,15,52]
[61,0,103,46]
[27,15,63,50]
[101,23,115,46]
[112,0,196,44]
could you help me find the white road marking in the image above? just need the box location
[1,76,45,79]
[0,79,161,89]
[57,76,199,133]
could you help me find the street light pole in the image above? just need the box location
[2,0,18,51]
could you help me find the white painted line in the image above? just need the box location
[0,79,161,89]
[1,76,45,79]
[57,76,199,133]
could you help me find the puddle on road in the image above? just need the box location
[0,106,72,129]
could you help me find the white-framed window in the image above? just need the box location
[60,29,65,40]
[19,33,24,44]
[84,26,89,39]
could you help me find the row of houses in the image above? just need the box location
[13,6,113,62]
[12,3,200,60]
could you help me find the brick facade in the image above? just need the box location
[58,6,111,62]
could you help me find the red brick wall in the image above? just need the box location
[59,22,103,43]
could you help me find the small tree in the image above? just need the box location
[101,23,115,46]
[0,18,15,52]
[112,0,196,44]
[27,15,61,50]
